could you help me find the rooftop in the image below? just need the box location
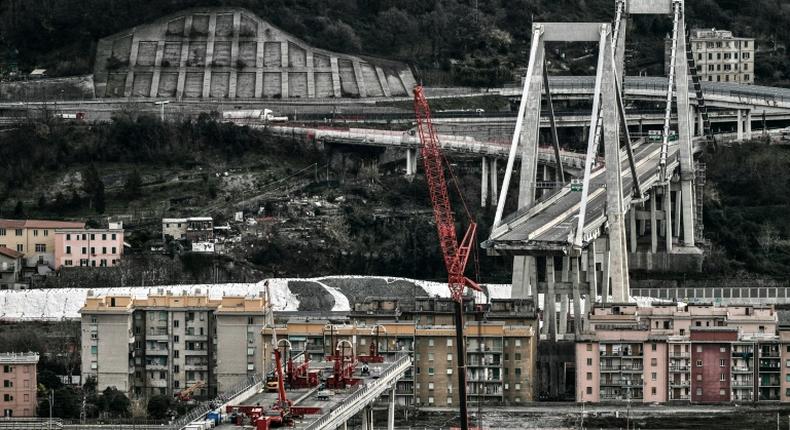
[0,219,85,229]
[0,352,39,364]
[0,246,23,259]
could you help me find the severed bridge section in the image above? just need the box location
[483,0,706,341]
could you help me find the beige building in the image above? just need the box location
[0,352,39,417]
[0,219,85,268]
[667,28,755,84]
[80,293,267,399]
[262,297,538,407]
[0,247,26,290]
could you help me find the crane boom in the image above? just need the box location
[413,85,480,430]
[413,85,481,302]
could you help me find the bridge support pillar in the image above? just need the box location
[629,207,638,253]
[571,257,582,335]
[481,156,489,207]
[586,240,597,313]
[746,110,753,139]
[559,257,569,337]
[546,257,557,341]
[387,385,395,430]
[361,405,374,430]
[650,191,658,254]
[601,239,610,304]
[490,158,498,206]
[737,109,744,141]
[665,186,673,253]
[405,149,417,176]
[697,108,705,137]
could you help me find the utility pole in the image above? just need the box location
[49,389,53,430]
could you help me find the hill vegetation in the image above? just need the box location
[0,0,788,86]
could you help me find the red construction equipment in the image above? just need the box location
[413,85,482,430]
[325,340,359,389]
[286,351,320,388]
[174,380,205,401]
[357,326,385,363]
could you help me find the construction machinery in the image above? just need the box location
[174,380,206,401]
[413,85,482,430]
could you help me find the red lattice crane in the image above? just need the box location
[413,85,481,430]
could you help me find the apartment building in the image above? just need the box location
[80,292,267,399]
[0,219,85,267]
[262,296,538,407]
[0,247,26,290]
[666,28,755,84]
[162,217,213,242]
[576,303,780,404]
[0,352,39,417]
[54,222,124,269]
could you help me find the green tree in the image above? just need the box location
[97,387,130,418]
[146,394,172,419]
[123,170,143,199]
[13,200,23,217]
[83,165,105,214]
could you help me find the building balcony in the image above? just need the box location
[145,348,169,356]
[468,392,504,397]
[670,395,690,401]
[732,367,753,373]
[670,381,690,387]
[621,367,643,372]
[146,364,168,371]
[600,352,643,358]
[185,349,208,356]
[759,351,780,358]
[670,365,690,372]
[148,379,168,388]
[669,352,690,358]
[759,366,780,372]
[467,378,503,383]
[732,381,754,388]
[185,334,208,342]
[147,334,169,341]
[600,366,621,372]
[185,364,208,371]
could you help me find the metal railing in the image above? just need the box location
[174,373,261,429]
[304,353,411,430]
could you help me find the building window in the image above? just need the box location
[112,233,117,240]
[720,389,726,396]
[652,343,657,351]
[174,350,179,358]
[100,259,107,267]
[696,388,702,396]
[586,387,592,395]
[247,347,255,356]
[696,345,702,353]
[428,382,434,390]
[587,343,593,352]
[696,360,703,367]
[173,365,179,373]
[587,358,592,366]
[91,234,95,240]
[428,338,434,347]
[586,372,592,381]
[2,380,11,388]
[32,230,38,237]
[651,387,657,395]
[65,260,73,266]
[720,373,726,381]
[0,229,5,236]
[3,394,12,402]
[14,229,22,236]
[91,345,97,354]
[35,244,46,252]
[102,247,107,254]
[428,353,434,361]
[2,366,11,373]
[697,374,702,381]
[428,368,434,376]
[66,246,71,254]
[90,247,95,255]
[15,244,22,252]
[651,358,657,367]
[173,320,179,328]
[447,353,453,361]
[515,353,522,361]
[720,359,725,367]
[101,234,107,240]
[720,347,726,353]
[652,372,657,381]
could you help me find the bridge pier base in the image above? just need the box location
[490,158,499,206]
[737,109,744,141]
[481,156,489,207]
[360,405,374,430]
[405,148,417,176]
[746,110,753,140]
[387,385,395,430]
[545,257,557,341]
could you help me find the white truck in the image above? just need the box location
[221,109,288,123]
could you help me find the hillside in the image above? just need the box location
[0,0,788,87]
[0,113,511,284]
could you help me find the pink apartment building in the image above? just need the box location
[54,223,124,270]
[0,352,38,417]
[577,303,779,404]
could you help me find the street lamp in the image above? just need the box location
[154,100,170,122]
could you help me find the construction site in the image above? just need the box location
[5,0,790,429]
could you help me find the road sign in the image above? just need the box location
[571,179,583,192]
